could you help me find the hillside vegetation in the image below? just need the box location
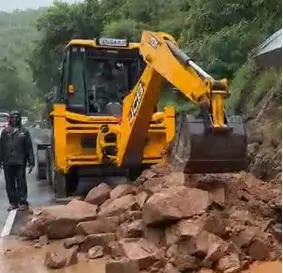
[29,0,281,92]
[0,9,42,117]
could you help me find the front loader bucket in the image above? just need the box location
[170,113,247,174]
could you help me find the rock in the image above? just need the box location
[106,258,140,273]
[20,215,51,239]
[109,241,125,258]
[110,184,135,199]
[99,194,138,217]
[136,191,149,209]
[148,259,167,272]
[76,217,119,235]
[120,211,143,223]
[230,210,251,224]
[100,198,114,210]
[66,199,97,212]
[166,244,178,259]
[39,235,49,246]
[143,177,166,194]
[144,227,166,248]
[85,183,111,206]
[248,235,270,261]
[44,246,78,269]
[143,186,210,226]
[118,238,162,269]
[168,239,202,271]
[116,219,145,239]
[88,245,104,259]
[166,219,203,245]
[21,200,97,239]
[197,269,214,273]
[63,235,85,249]
[216,253,241,273]
[170,251,200,271]
[231,227,259,248]
[150,163,173,176]
[80,233,115,252]
[209,184,225,208]
[203,213,226,237]
[46,201,97,239]
[34,243,42,249]
[164,263,181,273]
[139,169,157,181]
[163,172,187,187]
[194,231,230,263]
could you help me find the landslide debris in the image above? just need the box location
[20,164,282,272]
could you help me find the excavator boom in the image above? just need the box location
[117,31,247,173]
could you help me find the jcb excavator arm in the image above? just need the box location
[116,31,247,173]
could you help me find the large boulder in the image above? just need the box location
[76,217,119,235]
[142,186,210,226]
[99,194,138,217]
[116,219,145,239]
[21,200,97,239]
[110,184,135,199]
[166,218,203,245]
[85,183,111,206]
[115,238,164,269]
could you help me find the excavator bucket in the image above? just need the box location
[169,113,248,173]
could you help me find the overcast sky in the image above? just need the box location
[0,0,83,12]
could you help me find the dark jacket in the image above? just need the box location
[0,126,35,166]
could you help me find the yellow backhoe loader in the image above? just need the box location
[36,31,247,198]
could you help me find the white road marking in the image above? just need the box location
[1,209,17,237]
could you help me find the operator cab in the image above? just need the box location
[59,38,144,116]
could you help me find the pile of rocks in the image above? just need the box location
[20,164,282,272]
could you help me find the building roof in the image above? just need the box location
[253,29,282,57]
[252,29,282,69]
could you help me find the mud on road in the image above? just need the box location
[15,164,281,273]
[0,237,281,273]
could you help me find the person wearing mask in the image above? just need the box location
[0,110,35,211]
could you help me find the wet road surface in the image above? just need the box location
[0,238,106,273]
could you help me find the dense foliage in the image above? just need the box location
[29,0,281,102]
[0,9,42,117]
[1,0,281,117]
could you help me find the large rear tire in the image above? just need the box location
[53,168,79,198]
[54,170,67,198]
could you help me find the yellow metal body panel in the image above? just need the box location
[52,104,175,174]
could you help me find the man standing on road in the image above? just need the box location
[0,110,35,211]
